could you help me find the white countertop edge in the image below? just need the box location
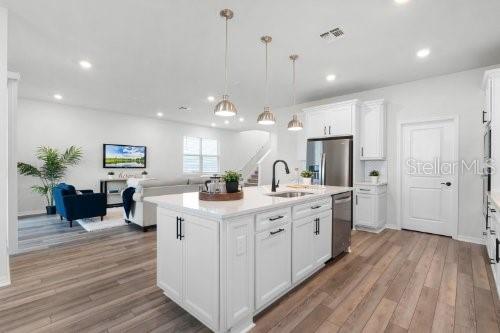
[146,186,352,220]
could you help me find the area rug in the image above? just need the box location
[76,208,127,232]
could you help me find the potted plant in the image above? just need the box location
[141,170,148,179]
[223,170,242,193]
[369,170,380,184]
[18,146,83,215]
[300,170,313,185]
[107,171,115,180]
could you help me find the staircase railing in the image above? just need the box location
[240,138,272,182]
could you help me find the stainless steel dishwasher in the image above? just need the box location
[332,192,352,258]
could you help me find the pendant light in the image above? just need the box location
[214,9,237,117]
[287,54,303,131]
[257,36,276,125]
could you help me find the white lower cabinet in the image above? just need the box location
[157,208,219,331]
[354,184,387,230]
[292,210,332,283]
[255,222,292,309]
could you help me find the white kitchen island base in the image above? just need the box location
[148,185,352,332]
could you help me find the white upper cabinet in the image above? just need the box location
[304,100,358,139]
[359,99,386,160]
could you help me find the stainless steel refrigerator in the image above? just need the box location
[307,136,353,258]
[306,136,353,187]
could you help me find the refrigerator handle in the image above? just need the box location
[320,153,326,185]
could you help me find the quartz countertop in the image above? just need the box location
[354,181,388,186]
[145,185,352,220]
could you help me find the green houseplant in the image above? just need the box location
[300,170,313,185]
[369,170,380,184]
[222,170,242,193]
[18,146,83,215]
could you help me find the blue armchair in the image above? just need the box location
[53,183,107,227]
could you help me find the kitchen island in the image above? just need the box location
[146,185,352,333]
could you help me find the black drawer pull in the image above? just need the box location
[270,228,285,236]
[269,215,284,221]
[496,238,500,263]
[178,217,185,240]
[176,217,180,240]
[359,189,370,192]
[311,205,322,210]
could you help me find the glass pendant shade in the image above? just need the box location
[214,95,237,117]
[287,114,303,131]
[257,107,276,125]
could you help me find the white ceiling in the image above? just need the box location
[4,0,500,130]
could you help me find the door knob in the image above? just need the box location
[440,182,452,186]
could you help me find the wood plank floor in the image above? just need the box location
[1,226,499,332]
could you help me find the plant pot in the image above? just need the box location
[46,205,56,215]
[225,181,239,193]
[302,177,312,185]
[370,176,379,184]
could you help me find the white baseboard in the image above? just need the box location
[0,275,11,288]
[18,209,45,217]
[385,224,401,230]
[456,235,484,245]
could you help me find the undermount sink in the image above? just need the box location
[267,191,313,198]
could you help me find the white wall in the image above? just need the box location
[17,99,269,214]
[0,6,10,287]
[269,65,495,242]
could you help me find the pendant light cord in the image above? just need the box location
[265,41,269,106]
[292,58,296,106]
[224,18,229,96]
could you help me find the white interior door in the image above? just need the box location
[401,119,458,237]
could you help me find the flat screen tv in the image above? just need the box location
[103,144,147,168]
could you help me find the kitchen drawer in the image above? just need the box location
[355,185,387,195]
[292,197,332,220]
[256,207,292,232]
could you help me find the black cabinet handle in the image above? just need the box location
[314,218,320,235]
[270,228,285,236]
[269,215,284,221]
[483,110,487,124]
[356,195,358,205]
[179,217,185,240]
[491,208,497,213]
[329,125,331,135]
[361,147,364,157]
[324,126,326,135]
[440,182,452,186]
[317,217,320,235]
[175,216,180,239]
[496,238,500,263]
[311,205,321,210]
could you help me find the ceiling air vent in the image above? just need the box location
[320,27,344,43]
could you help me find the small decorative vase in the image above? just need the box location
[370,176,379,184]
[226,181,239,193]
[302,177,312,185]
[108,175,114,180]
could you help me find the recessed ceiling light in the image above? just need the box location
[224,120,230,125]
[207,96,215,102]
[239,117,244,122]
[326,74,336,82]
[53,94,63,100]
[416,48,430,58]
[211,122,216,127]
[157,112,163,117]
[79,60,92,69]
[394,0,410,4]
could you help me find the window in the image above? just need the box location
[183,136,220,174]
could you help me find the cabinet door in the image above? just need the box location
[355,193,375,227]
[183,215,219,330]
[485,78,492,124]
[156,209,183,303]
[360,103,385,160]
[255,224,292,309]
[292,217,314,283]
[313,211,333,266]
[307,111,328,138]
[324,106,353,136]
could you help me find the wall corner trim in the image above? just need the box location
[456,234,484,245]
